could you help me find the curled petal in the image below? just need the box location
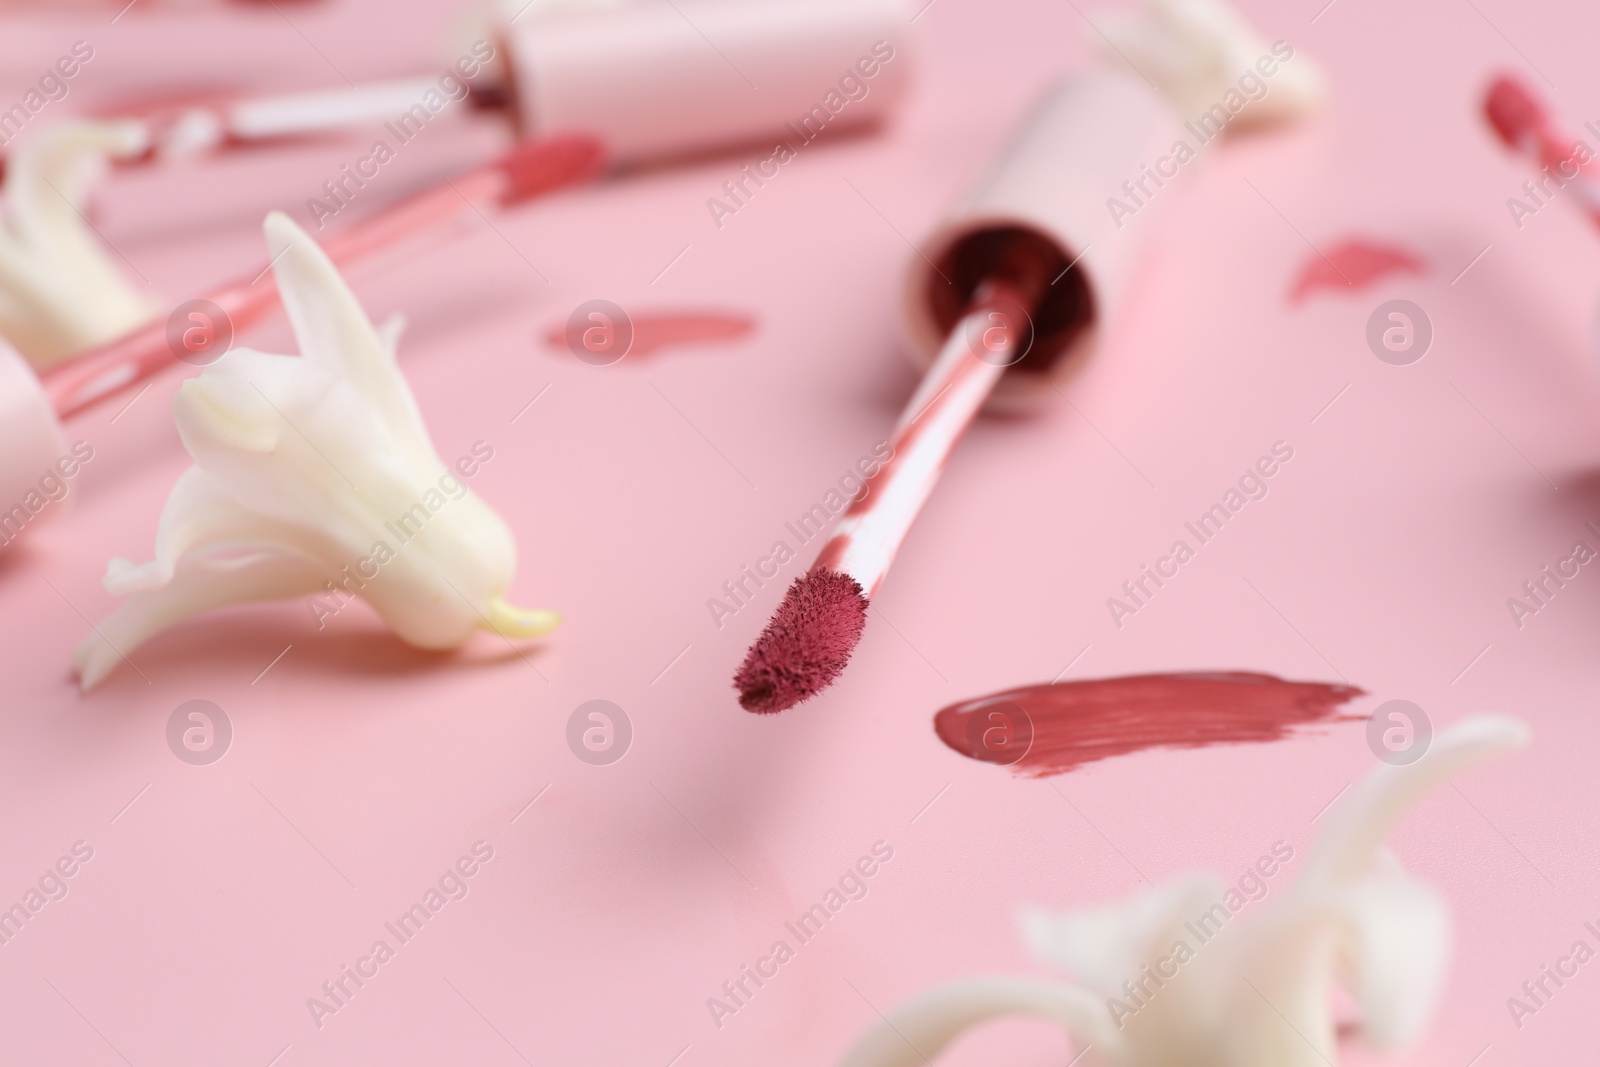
[0,121,157,366]
[1331,851,1450,1049]
[264,210,437,469]
[1096,0,1326,128]
[835,976,1121,1067]
[1020,876,1218,999]
[75,551,328,689]
[103,468,323,594]
[1303,715,1531,887]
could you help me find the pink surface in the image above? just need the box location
[0,1,1596,1065]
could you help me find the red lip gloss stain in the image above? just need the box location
[934,671,1364,777]
[1288,238,1426,304]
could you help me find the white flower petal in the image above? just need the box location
[78,211,556,686]
[103,467,329,595]
[0,121,158,366]
[174,348,415,538]
[1331,851,1450,1049]
[839,716,1530,1067]
[376,312,407,359]
[1220,896,1342,1067]
[1097,0,1327,129]
[263,210,437,470]
[835,976,1122,1067]
[1302,715,1531,888]
[75,551,329,690]
[1020,876,1218,999]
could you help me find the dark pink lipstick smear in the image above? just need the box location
[1288,238,1426,304]
[934,671,1364,777]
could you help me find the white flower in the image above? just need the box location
[0,121,159,367]
[1096,0,1327,129]
[836,715,1529,1067]
[74,210,557,689]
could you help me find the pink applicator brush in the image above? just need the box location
[0,134,602,547]
[1483,73,1600,230]
[735,72,1187,713]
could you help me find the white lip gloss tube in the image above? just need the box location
[496,0,916,166]
[901,70,1185,410]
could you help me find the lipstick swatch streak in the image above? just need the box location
[1288,238,1426,304]
[545,311,754,359]
[934,671,1364,777]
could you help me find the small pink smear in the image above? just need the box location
[1288,239,1427,304]
[544,312,755,360]
[934,671,1364,778]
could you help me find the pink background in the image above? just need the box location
[1,0,1596,1064]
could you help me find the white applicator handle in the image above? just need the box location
[815,305,1010,596]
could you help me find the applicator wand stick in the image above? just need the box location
[733,65,1229,714]
[735,256,1051,714]
[1483,74,1600,230]
[39,133,602,420]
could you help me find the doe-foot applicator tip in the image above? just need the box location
[735,569,868,714]
[1483,75,1546,149]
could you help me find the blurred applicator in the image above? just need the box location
[1483,74,1600,232]
[0,131,602,552]
[1482,75,1600,359]
[1,0,917,367]
[5,0,915,176]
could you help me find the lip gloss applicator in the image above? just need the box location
[38,133,603,419]
[2,0,916,365]
[734,72,1187,713]
[734,0,1327,714]
[1,0,914,178]
[1482,73,1600,231]
[0,133,603,550]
